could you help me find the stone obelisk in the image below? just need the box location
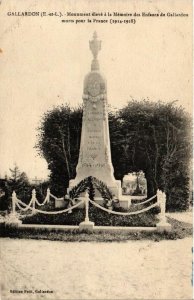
[69,32,121,199]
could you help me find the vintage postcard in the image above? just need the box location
[0,0,193,299]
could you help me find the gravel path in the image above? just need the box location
[166,211,193,224]
[0,237,192,300]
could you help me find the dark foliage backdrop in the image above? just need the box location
[36,100,192,211]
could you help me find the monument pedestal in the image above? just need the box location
[69,178,122,200]
[55,198,66,208]
[118,197,131,209]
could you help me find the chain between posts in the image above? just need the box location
[11,189,167,220]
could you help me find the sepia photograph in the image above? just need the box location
[0,0,193,299]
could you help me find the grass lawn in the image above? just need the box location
[0,217,192,242]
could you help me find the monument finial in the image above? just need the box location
[89,31,101,71]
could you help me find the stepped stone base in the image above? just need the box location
[156,222,172,232]
[79,221,94,231]
[5,214,22,228]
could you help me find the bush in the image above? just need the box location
[22,206,157,227]
[149,205,161,214]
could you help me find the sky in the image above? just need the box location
[0,0,192,181]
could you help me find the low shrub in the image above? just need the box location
[22,206,157,227]
[149,205,161,214]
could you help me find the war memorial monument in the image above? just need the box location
[67,32,135,208]
[7,32,170,233]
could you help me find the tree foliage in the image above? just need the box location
[8,165,31,203]
[0,165,32,210]
[36,100,192,211]
[0,179,9,211]
[109,100,191,210]
[36,104,82,195]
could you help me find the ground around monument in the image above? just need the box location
[1,235,192,300]
[166,211,193,224]
[0,214,192,242]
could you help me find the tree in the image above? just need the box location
[109,100,191,210]
[0,178,10,211]
[32,179,50,202]
[36,104,82,195]
[8,164,31,203]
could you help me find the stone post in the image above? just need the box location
[79,192,94,231]
[157,189,162,206]
[31,189,36,214]
[85,193,89,222]
[46,188,50,203]
[5,191,22,228]
[12,191,16,214]
[156,190,171,232]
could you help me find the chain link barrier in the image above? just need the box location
[33,200,84,214]
[34,189,50,206]
[50,193,64,201]
[132,194,157,206]
[89,199,158,216]
[15,197,34,211]
[13,189,84,215]
[12,188,165,219]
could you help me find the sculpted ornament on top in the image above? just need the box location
[83,73,107,103]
